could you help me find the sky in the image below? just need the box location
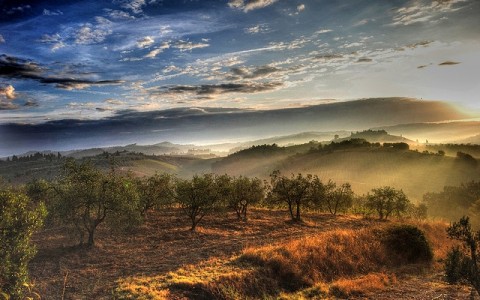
[0,0,479,154]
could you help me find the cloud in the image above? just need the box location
[0,84,16,110]
[406,40,433,49]
[356,58,373,63]
[391,0,470,26]
[136,36,154,48]
[145,42,170,58]
[38,33,66,51]
[155,82,283,96]
[313,54,344,60]
[439,61,460,65]
[104,9,136,20]
[114,0,146,14]
[353,18,375,27]
[174,40,209,52]
[4,5,31,15]
[0,34,4,43]
[315,29,333,34]
[0,84,15,99]
[245,24,270,34]
[0,54,123,90]
[228,0,278,12]
[229,65,281,80]
[75,23,112,44]
[43,9,63,16]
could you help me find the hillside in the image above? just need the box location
[28,209,470,299]
[375,121,480,143]
[337,129,413,143]
[213,141,480,200]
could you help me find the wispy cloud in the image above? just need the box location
[75,23,112,45]
[0,54,123,90]
[145,42,170,58]
[174,40,209,52]
[245,24,270,34]
[113,0,146,14]
[136,36,154,48]
[43,9,63,16]
[152,82,283,97]
[228,0,278,12]
[391,0,470,26]
[0,34,4,43]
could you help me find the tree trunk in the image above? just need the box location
[87,229,95,247]
[190,217,197,231]
[296,202,301,221]
[288,203,294,220]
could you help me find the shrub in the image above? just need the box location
[0,189,46,299]
[445,216,480,294]
[381,225,433,264]
[444,246,468,284]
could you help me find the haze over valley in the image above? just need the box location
[1,0,480,299]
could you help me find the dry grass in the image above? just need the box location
[329,273,397,298]
[28,208,467,299]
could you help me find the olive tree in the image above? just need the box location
[53,160,141,247]
[325,182,354,215]
[136,173,175,217]
[366,186,410,220]
[0,188,46,299]
[268,170,314,222]
[175,174,220,231]
[229,176,265,221]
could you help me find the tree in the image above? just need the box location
[445,216,480,295]
[0,188,46,299]
[136,173,175,217]
[325,183,354,215]
[53,160,141,247]
[268,171,313,222]
[366,186,410,220]
[228,176,265,221]
[175,174,220,231]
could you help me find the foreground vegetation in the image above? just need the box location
[1,134,480,298]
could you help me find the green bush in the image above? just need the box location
[381,225,433,264]
[444,246,468,284]
[0,189,46,299]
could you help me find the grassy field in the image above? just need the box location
[28,208,475,299]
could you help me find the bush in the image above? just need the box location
[445,216,480,294]
[381,225,433,264]
[444,246,468,284]
[0,189,46,299]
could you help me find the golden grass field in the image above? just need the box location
[29,209,477,299]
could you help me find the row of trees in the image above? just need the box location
[23,160,420,249]
[1,160,421,298]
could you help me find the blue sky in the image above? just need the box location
[0,0,479,125]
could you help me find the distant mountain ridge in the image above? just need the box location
[0,97,471,156]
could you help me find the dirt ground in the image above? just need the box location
[29,209,475,299]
